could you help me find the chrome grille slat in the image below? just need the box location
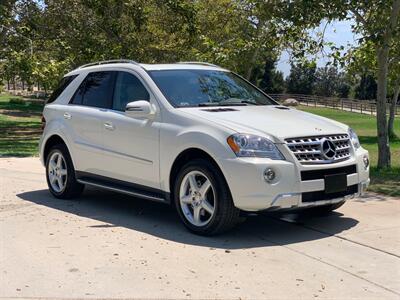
[285,134,351,164]
[291,150,322,155]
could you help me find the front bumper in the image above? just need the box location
[219,148,370,212]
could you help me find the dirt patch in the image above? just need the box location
[0,109,42,118]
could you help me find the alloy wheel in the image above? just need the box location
[179,170,215,226]
[48,151,68,193]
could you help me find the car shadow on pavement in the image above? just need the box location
[17,187,359,250]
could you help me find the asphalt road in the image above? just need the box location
[1,157,399,299]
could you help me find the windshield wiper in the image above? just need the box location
[197,102,247,107]
[237,100,259,105]
[219,98,259,106]
[197,98,259,107]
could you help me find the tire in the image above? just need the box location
[306,201,346,216]
[173,159,241,235]
[45,143,84,199]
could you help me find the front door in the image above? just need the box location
[99,71,161,190]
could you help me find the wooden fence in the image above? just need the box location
[268,94,400,116]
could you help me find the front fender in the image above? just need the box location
[159,124,235,192]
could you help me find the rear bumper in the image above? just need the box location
[218,148,370,212]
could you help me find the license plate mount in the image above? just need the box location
[324,173,347,194]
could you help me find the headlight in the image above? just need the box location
[348,128,360,150]
[227,134,285,159]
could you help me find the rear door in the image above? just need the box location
[66,71,116,173]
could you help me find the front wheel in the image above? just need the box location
[174,159,242,235]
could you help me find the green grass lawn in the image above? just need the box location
[299,106,400,196]
[0,94,398,196]
[0,94,43,157]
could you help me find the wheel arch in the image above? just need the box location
[169,148,231,200]
[43,134,70,163]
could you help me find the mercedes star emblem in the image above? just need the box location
[321,138,336,160]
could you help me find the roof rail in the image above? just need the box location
[78,59,140,69]
[177,61,221,68]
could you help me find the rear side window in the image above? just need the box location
[71,71,116,108]
[47,75,78,104]
[112,72,150,111]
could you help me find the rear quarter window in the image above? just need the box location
[46,75,78,104]
[70,71,116,108]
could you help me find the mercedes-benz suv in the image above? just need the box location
[39,60,370,235]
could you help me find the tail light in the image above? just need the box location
[41,115,46,130]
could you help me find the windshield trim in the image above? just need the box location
[147,69,279,108]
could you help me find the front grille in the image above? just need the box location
[301,165,357,181]
[285,134,351,164]
[302,184,358,202]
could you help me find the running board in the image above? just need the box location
[75,171,170,204]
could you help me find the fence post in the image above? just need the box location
[361,103,363,114]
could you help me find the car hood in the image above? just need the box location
[180,105,349,142]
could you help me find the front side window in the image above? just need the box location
[112,72,150,111]
[148,69,277,107]
[71,71,116,108]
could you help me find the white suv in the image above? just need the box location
[40,60,370,235]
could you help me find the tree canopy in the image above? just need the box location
[1,0,399,168]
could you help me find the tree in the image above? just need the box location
[258,59,285,93]
[337,79,351,98]
[344,4,400,139]
[345,1,400,167]
[192,0,284,79]
[388,62,400,138]
[387,43,400,138]
[314,66,350,98]
[286,62,316,95]
[1,0,292,92]
[284,0,400,168]
[354,74,377,100]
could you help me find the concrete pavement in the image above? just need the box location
[0,157,399,299]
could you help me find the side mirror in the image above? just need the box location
[125,101,154,117]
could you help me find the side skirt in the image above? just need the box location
[75,171,170,204]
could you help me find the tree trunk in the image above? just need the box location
[245,22,263,81]
[375,0,400,168]
[246,47,261,81]
[388,77,400,137]
[376,48,391,168]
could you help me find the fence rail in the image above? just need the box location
[268,94,400,116]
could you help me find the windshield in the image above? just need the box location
[148,69,277,107]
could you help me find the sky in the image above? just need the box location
[277,20,359,77]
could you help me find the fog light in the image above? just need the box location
[363,155,370,169]
[264,168,276,182]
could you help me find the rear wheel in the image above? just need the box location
[45,144,84,199]
[174,159,241,235]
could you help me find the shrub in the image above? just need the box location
[9,97,25,105]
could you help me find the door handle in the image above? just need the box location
[104,122,115,131]
[63,112,72,120]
